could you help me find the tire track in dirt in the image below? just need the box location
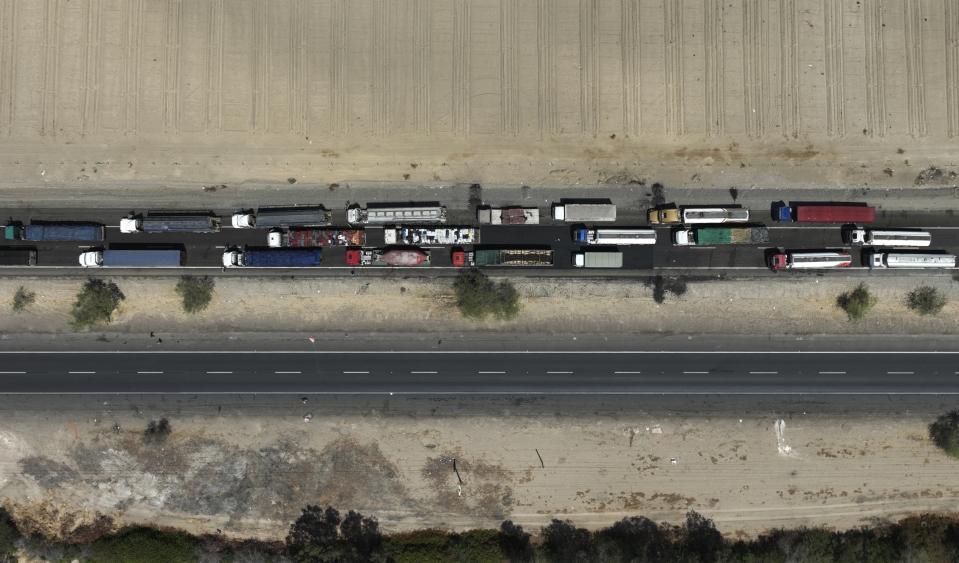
[823,0,844,137]
[251,0,268,133]
[206,0,223,134]
[125,0,142,135]
[288,0,299,134]
[947,0,959,137]
[663,0,684,136]
[40,0,61,136]
[1,0,17,135]
[620,0,640,136]
[499,0,517,136]
[579,0,599,135]
[451,0,470,136]
[779,0,800,138]
[864,0,886,137]
[80,0,100,135]
[741,0,765,138]
[413,0,431,134]
[329,0,348,135]
[704,0,724,137]
[371,0,391,135]
[536,0,556,136]
[903,0,926,137]
[165,0,181,135]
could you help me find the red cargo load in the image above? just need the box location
[345,249,362,266]
[287,229,365,247]
[795,205,875,223]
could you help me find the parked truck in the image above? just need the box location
[572,250,623,268]
[345,248,431,267]
[477,206,540,225]
[843,227,932,247]
[347,204,447,225]
[647,205,682,225]
[267,228,365,248]
[0,247,38,266]
[774,202,876,223]
[232,206,332,229]
[384,227,478,246]
[5,223,104,242]
[865,251,956,269]
[673,226,769,246]
[552,203,616,222]
[452,248,554,267]
[79,249,184,268]
[681,207,749,224]
[222,248,322,268]
[768,250,852,270]
[574,228,656,245]
[121,214,220,233]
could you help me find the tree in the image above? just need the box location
[286,505,385,563]
[144,418,171,444]
[453,269,520,320]
[499,521,533,562]
[929,410,959,459]
[88,527,196,563]
[0,508,20,563]
[907,286,946,316]
[70,279,124,329]
[175,276,215,314]
[679,511,724,563]
[599,516,673,563]
[542,519,593,563]
[11,286,35,313]
[836,283,876,321]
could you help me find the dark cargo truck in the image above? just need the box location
[452,248,554,267]
[121,214,220,234]
[5,223,105,242]
[232,207,333,229]
[222,248,323,268]
[79,249,185,268]
[0,247,38,266]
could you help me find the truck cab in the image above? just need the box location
[222,250,242,268]
[768,253,789,270]
[119,217,141,233]
[78,251,103,267]
[232,211,256,228]
[772,201,793,222]
[451,249,469,267]
[672,229,694,245]
[844,226,867,244]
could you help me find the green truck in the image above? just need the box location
[673,226,769,246]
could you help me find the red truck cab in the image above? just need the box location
[345,248,362,266]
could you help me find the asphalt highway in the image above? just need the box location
[1,351,957,394]
[2,206,959,271]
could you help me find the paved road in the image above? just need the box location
[2,206,959,271]
[0,351,956,394]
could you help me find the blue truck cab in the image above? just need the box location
[772,201,793,222]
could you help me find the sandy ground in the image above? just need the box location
[1,273,958,337]
[1,394,958,542]
[0,0,956,196]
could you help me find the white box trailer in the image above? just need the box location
[681,207,749,224]
[573,227,656,245]
[552,203,616,222]
[572,250,623,268]
[845,227,932,247]
[347,204,447,225]
[866,251,956,269]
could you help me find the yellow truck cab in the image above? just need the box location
[647,205,681,225]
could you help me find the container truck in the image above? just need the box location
[231,206,332,229]
[865,251,956,269]
[345,248,431,266]
[120,214,220,233]
[384,227,478,246]
[572,250,623,268]
[843,227,932,247]
[768,250,852,270]
[347,204,447,225]
[673,226,769,246]
[267,228,365,248]
[5,223,105,242]
[477,206,540,225]
[0,247,38,266]
[552,203,616,222]
[452,248,554,267]
[774,202,876,223]
[682,207,749,224]
[574,228,657,245]
[79,249,184,268]
[222,248,322,268]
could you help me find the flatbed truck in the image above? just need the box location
[346,248,431,266]
[673,226,769,246]
[452,248,554,267]
[267,228,365,248]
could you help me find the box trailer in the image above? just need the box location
[121,214,220,233]
[572,251,623,268]
[573,228,657,245]
[222,248,322,268]
[79,249,184,268]
[552,203,617,222]
[232,206,333,229]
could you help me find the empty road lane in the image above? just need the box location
[0,351,957,394]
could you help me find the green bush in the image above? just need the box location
[175,276,215,314]
[907,286,946,316]
[70,279,124,329]
[929,411,959,459]
[11,286,35,312]
[836,283,876,321]
[453,269,520,320]
[88,527,196,563]
[0,508,20,563]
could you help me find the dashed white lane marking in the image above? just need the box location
[206,371,233,374]
[819,371,846,375]
[750,371,778,375]
[683,371,708,374]
[547,371,573,374]
[614,371,642,374]
[0,371,26,374]
[275,371,302,374]
[68,371,95,374]
[887,371,914,375]
[411,371,438,374]
[137,371,163,374]
[343,371,370,374]
[478,371,506,374]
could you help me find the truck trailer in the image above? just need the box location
[232,206,332,229]
[774,202,876,223]
[121,214,220,234]
[768,250,852,270]
[865,251,956,269]
[673,226,769,246]
[844,227,932,247]
[0,247,38,266]
[267,228,365,248]
[681,207,750,224]
[345,248,431,266]
[222,248,322,268]
[347,204,447,225]
[5,223,104,242]
[477,207,540,225]
[572,250,623,268]
[452,248,554,267]
[384,227,478,246]
[574,228,657,245]
[552,203,616,222]
[79,249,184,268]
